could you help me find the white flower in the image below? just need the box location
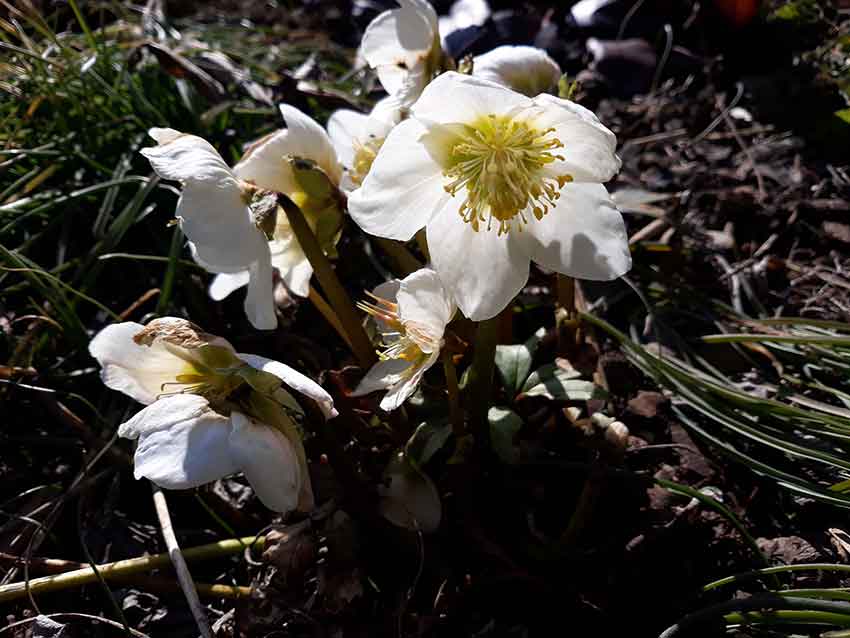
[210,104,345,303]
[438,0,490,40]
[361,0,443,109]
[141,129,276,330]
[348,72,631,321]
[473,45,562,97]
[351,268,455,411]
[327,98,400,191]
[89,318,337,513]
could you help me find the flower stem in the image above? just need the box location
[556,273,579,353]
[466,316,499,455]
[278,194,377,368]
[373,237,423,277]
[308,285,354,351]
[0,536,263,603]
[442,350,463,436]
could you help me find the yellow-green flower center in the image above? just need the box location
[351,136,385,187]
[442,114,572,235]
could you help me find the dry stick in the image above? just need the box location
[278,193,377,368]
[0,536,262,603]
[0,552,250,599]
[151,485,213,638]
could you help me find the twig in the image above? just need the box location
[151,485,213,638]
[0,535,263,603]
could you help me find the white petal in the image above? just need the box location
[397,268,455,352]
[244,256,277,330]
[228,411,302,513]
[472,45,562,97]
[271,243,312,298]
[350,358,412,397]
[89,322,189,405]
[426,210,531,321]
[141,130,267,272]
[530,93,621,183]
[237,353,337,419]
[278,104,342,185]
[371,279,402,335]
[121,395,238,489]
[233,129,297,193]
[209,271,250,301]
[347,118,447,241]
[379,350,439,411]
[519,182,631,280]
[326,109,365,169]
[411,71,533,125]
[361,4,434,75]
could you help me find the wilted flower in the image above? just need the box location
[351,268,455,411]
[348,72,631,321]
[327,98,400,191]
[141,129,276,330]
[211,104,346,303]
[361,0,443,109]
[472,45,562,97]
[89,317,336,513]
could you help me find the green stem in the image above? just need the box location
[466,316,499,454]
[704,563,850,593]
[278,194,377,368]
[442,350,463,436]
[0,536,263,603]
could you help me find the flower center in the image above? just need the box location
[442,114,572,235]
[351,136,385,187]
[358,293,433,364]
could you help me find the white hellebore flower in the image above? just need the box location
[348,72,631,321]
[327,98,400,191]
[351,268,455,411]
[473,45,562,97]
[141,129,276,330]
[210,104,345,305]
[89,318,337,513]
[361,0,443,109]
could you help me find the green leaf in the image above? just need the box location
[494,327,545,394]
[405,418,453,468]
[488,406,523,464]
[520,360,606,402]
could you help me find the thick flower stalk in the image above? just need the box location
[472,45,562,97]
[360,0,444,110]
[210,104,346,305]
[351,268,455,411]
[89,318,336,513]
[348,72,631,321]
[141,129,276,330]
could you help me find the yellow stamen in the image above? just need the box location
[351,135,385,187]
[441,114,572,235]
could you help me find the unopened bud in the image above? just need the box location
[604,421,629,449]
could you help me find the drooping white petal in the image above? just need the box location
[209,271,250,301]
[347,118,448,241]
[379,349,439,411]
[426,210,531,321]
[411,72,533,125]
[472,45,562,97]
[326,109,366,169]
[361,2,434,71]
[244,256,277,330]
[397,268,455,352]
[237,353,337,419]
[529,93,621,183]
[350,358,412,397]
[232,129,298,194]
[278,104,342,186]
[270,236,312,298]
[120,394,238,489]
[141,130,268,273]
[89,322,190,405]
[518,182,631,280]
[228,411,303,513]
